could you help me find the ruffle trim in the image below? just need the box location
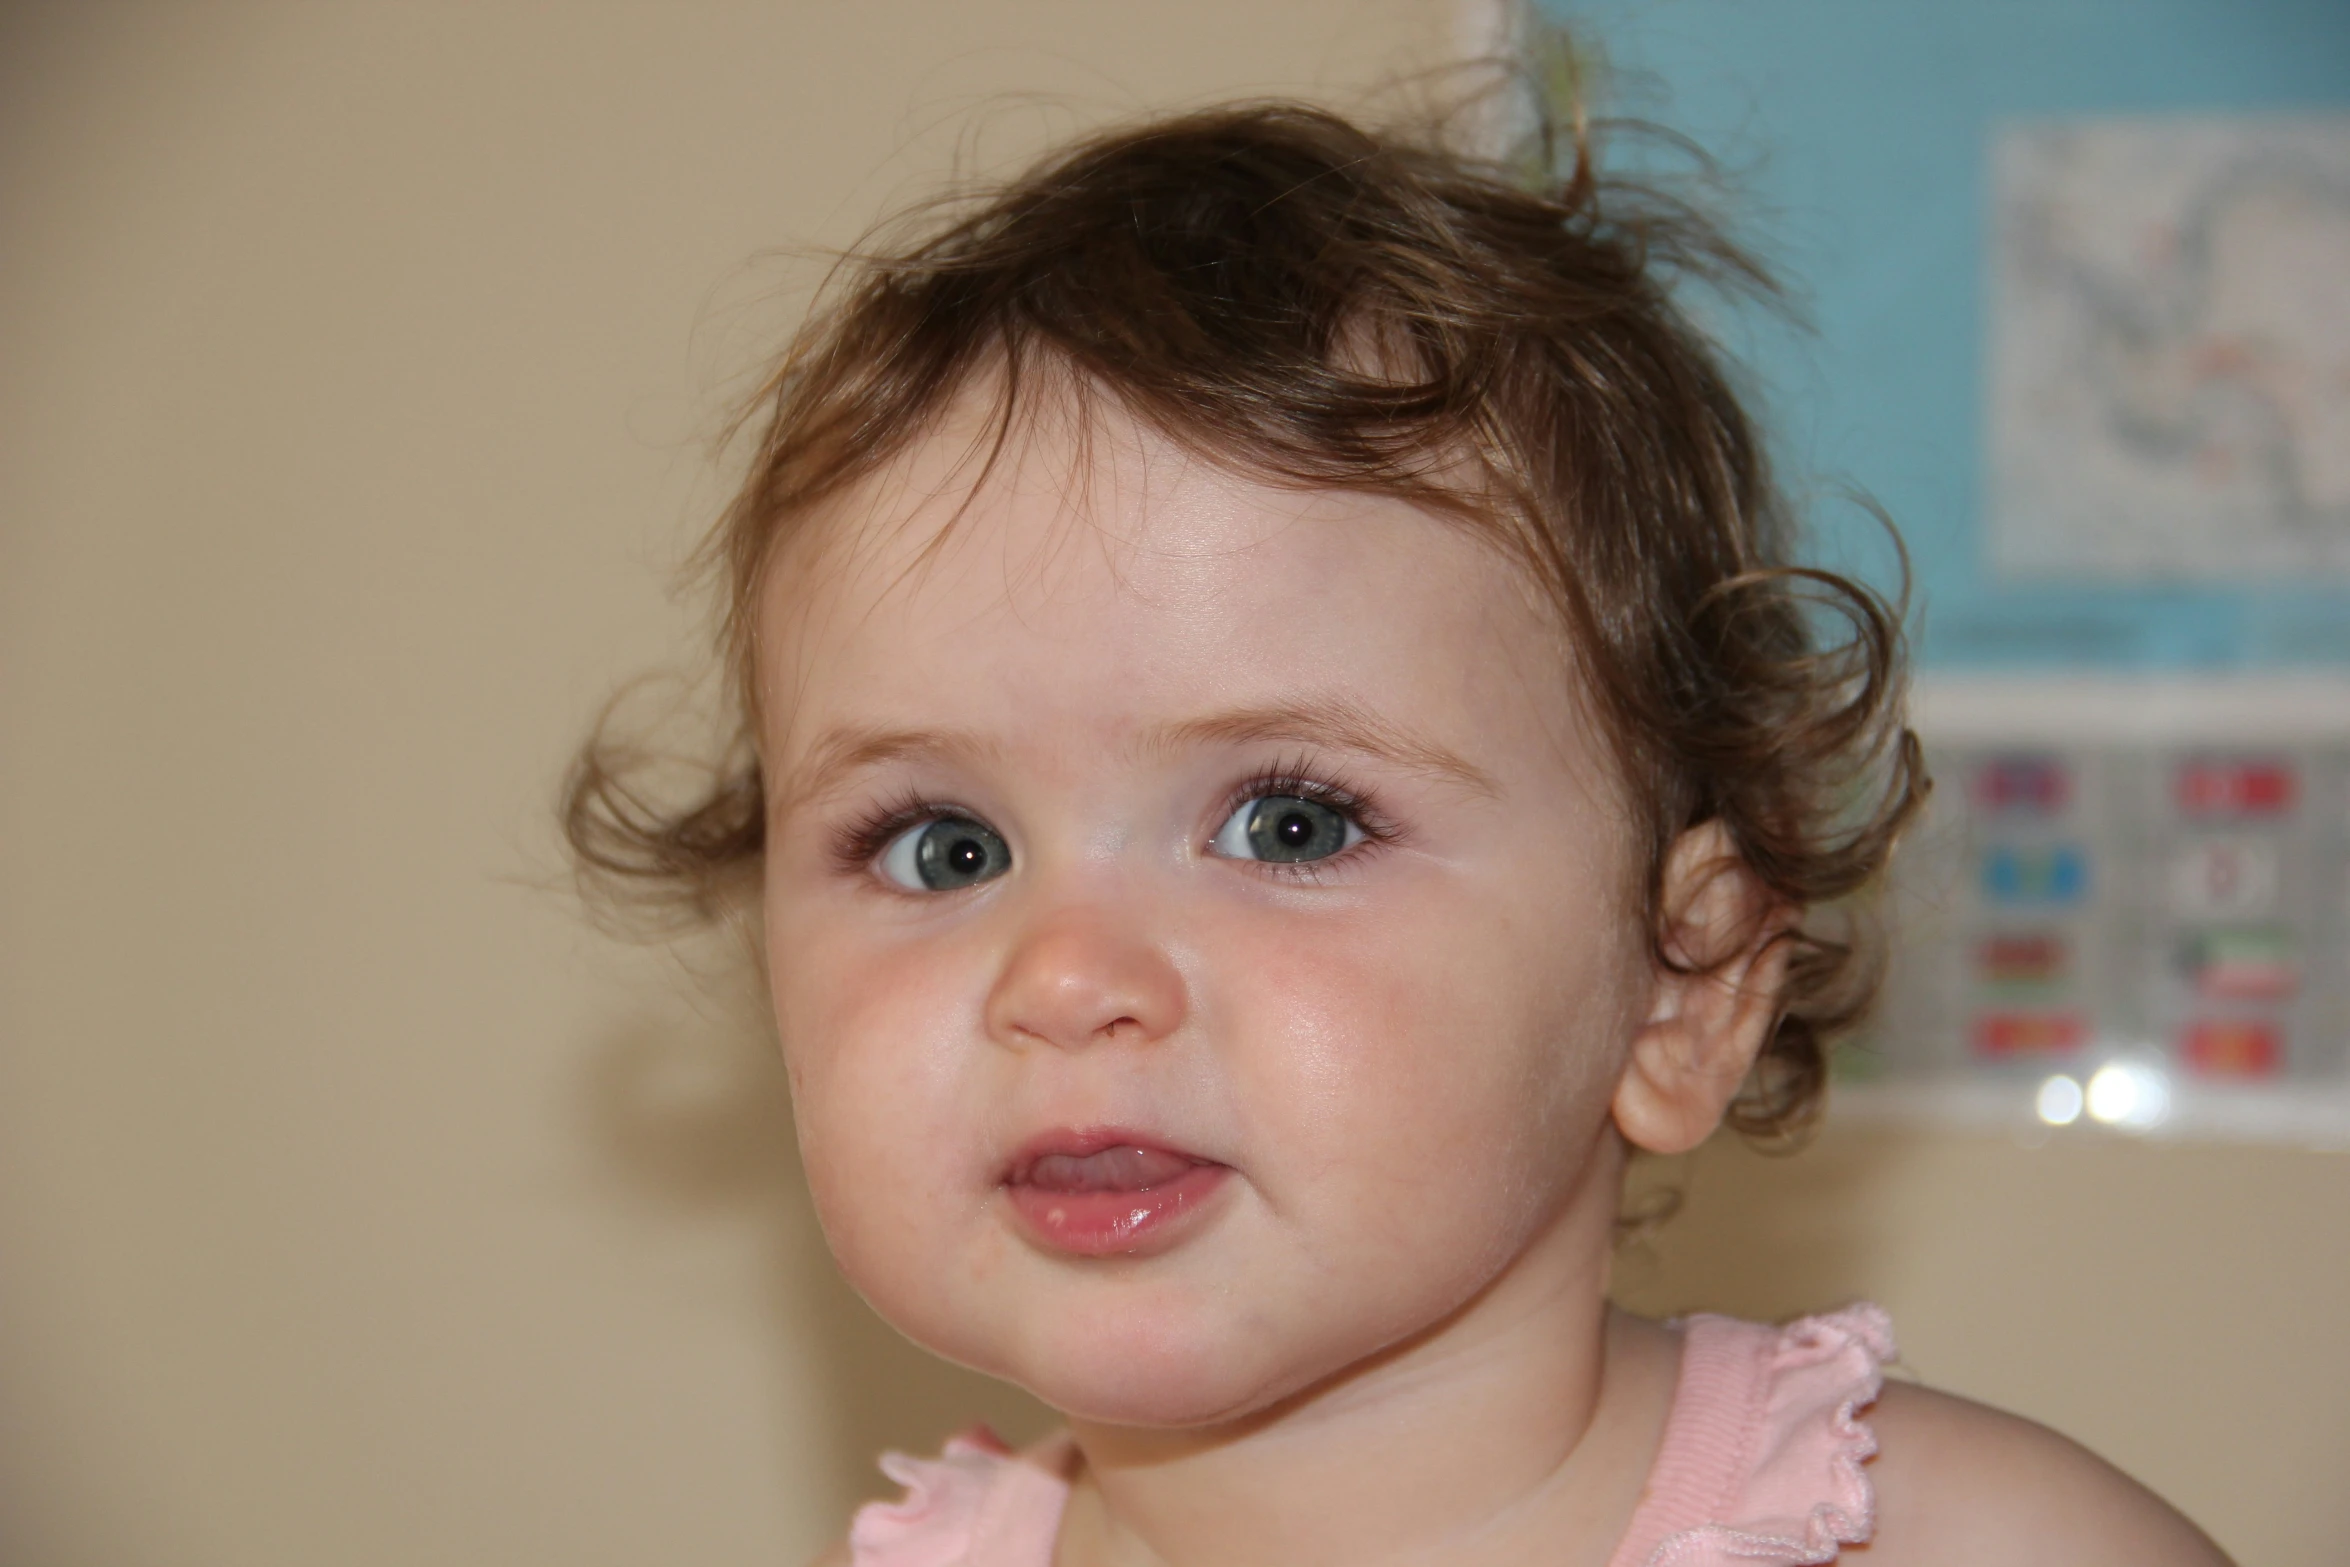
[849,1426,1014,1567]
[1642,1305,1893,1567]
[849,1309,1893,1567]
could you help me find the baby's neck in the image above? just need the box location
[1052,1216,1678,1567]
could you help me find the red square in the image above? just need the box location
[1976,933,2068,986]
[1972,1011,2087,1057]
[2181,1019,2282,1078]
[2177,758,2296,818]
[1974,755,2069,815]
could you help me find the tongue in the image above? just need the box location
[1023,1145,1196,1193]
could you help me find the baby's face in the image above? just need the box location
[756,393,1652,1427]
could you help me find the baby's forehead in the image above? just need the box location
[768,384,1554,641]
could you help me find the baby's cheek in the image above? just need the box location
[1229,914,1474,1155]
[772,925,978,1242]
[1247,891,1621,1233]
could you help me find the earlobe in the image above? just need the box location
[1611,822,1795,1156]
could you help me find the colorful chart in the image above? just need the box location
[1860,735,2350,1139]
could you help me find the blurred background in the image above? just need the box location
[2,3,2343,1564]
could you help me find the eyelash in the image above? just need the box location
[829,785,962,878]
[824,758,1399,883]
[1213,757,1398,881]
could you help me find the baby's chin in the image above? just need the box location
[1022,1330,1302,1429]
[849,1213,1488,1431]
[921,1283,1381,1431]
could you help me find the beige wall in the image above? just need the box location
[1,3,2341,1564]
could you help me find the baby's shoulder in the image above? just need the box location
[1863,1381,2231,1566]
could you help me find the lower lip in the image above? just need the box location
[1004,1162,1230,1257]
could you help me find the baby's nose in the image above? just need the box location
[983,912,1188,1053]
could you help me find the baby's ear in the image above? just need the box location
[1611,820,1795,1156]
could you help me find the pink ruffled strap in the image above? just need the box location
[849,1428,1071,1567]
[1608,1304,1893,1567]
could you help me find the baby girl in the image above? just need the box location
[569,98,2230,1567]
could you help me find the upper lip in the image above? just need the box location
[999,1126,1218,1185]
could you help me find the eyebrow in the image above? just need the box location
[772,696,1499,820]
[769,724,1002,820]
[1146,698,1500,797]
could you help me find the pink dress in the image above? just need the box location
[850,1305,1892,1567]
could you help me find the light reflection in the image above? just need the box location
[2085,1061,2172,1130]
[2035,1073,2085,1126]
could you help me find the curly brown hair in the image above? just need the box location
[565,96,1926,1141]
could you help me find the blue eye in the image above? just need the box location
[878,816,1011,891]
[1210,795,1363,864]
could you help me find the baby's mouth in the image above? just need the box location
[1001,1131,1230,1257]
[1014,1143,1201,1193]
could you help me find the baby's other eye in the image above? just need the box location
[1210,795,1364,864]
[878,815,1012,891]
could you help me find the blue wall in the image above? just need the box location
[1538,0,2350,669]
